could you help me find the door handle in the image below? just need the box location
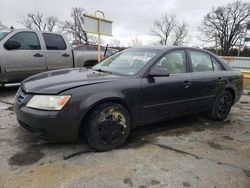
[62,53,70,57]
[217,77,222,85]
[33,53,43,57]
[182,80,192,88]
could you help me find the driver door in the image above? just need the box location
[138,50,193,123]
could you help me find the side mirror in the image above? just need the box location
[148,68,170,77]
[4,40,21,50]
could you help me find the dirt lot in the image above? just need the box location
[0,88,249,188]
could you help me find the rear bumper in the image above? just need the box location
[235,81,244,103]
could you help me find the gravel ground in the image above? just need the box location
[0,87,249,188]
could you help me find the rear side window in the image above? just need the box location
[212,58,223,71]
[42,33,66,50]
[5,32,41,50]
[190,51,213,72]
[155,50,186,74]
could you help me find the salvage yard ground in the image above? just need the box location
[0,88,250,188]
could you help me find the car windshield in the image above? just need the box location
[92,48,159,76]
[0,31,10,41]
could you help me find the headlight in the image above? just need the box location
[26,95,71,110]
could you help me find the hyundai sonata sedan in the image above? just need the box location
[14,46,243,151]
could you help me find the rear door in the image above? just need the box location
[1,31,46,83]
[139,49,193,123]
[42,33,73,70]
[188,50,226,110]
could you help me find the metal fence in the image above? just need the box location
[221,56,250,90]
[221,56,250,71]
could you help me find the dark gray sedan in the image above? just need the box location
[14,46,243,151]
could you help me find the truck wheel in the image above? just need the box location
[85,102,131,151]
[209,90,233,121]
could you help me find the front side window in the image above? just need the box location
[42,33,66,50]
[93,48,159,76]
[5,32,41,50]
[190,51,213,72]
[155,50,186,74]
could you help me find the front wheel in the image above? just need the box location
[209,91,233,121]
[85,103,131,151]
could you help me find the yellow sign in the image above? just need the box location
[82,11,113,62]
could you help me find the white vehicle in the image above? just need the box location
[0,29,115,87]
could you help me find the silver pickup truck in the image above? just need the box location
[0,29,107,87]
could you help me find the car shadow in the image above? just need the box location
[0,86,19,94]
[7,99,232,165]
[0,87,19,104]
[124,113,229,149]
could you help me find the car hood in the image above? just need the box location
[22,68,122,94]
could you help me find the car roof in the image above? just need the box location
[10,29,63,35]
[129,45,172,50]
[129,45,203,51]
[129,46,215,55]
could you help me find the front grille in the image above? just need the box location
[16,88,26,104]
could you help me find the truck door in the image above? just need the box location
[42,33,73,70]
[1,31,46,83]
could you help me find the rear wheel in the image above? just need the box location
[85,102,131,151]
[209,90,233,121]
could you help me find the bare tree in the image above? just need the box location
[46,16,58,32]
[87,34,106,45]
[21,17,33,29]
[200,0,250,55]
[87,34,98,45]
[151,13,188,45]
[0,21,7,31]
[109,38,122,47]
[62,7,88,44]
[129,37,142,46]
[173,22,188,46]
[20,12,58,31]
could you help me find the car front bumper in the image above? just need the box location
[14,89,82,142]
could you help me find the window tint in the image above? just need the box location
[5,32,40,50]
[42,33,66,50]
[155,50,186,74]
[190,51,213,72]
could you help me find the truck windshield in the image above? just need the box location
[92,48,159,76]
[0,31,10,41]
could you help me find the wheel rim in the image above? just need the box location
[96,108,127,145]
[217,95,232,118]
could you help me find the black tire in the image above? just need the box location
[209,90,233,121]
[85,102,131,151]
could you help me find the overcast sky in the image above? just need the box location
[0,0,236,46]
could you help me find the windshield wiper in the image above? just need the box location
[93,69,113,74]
